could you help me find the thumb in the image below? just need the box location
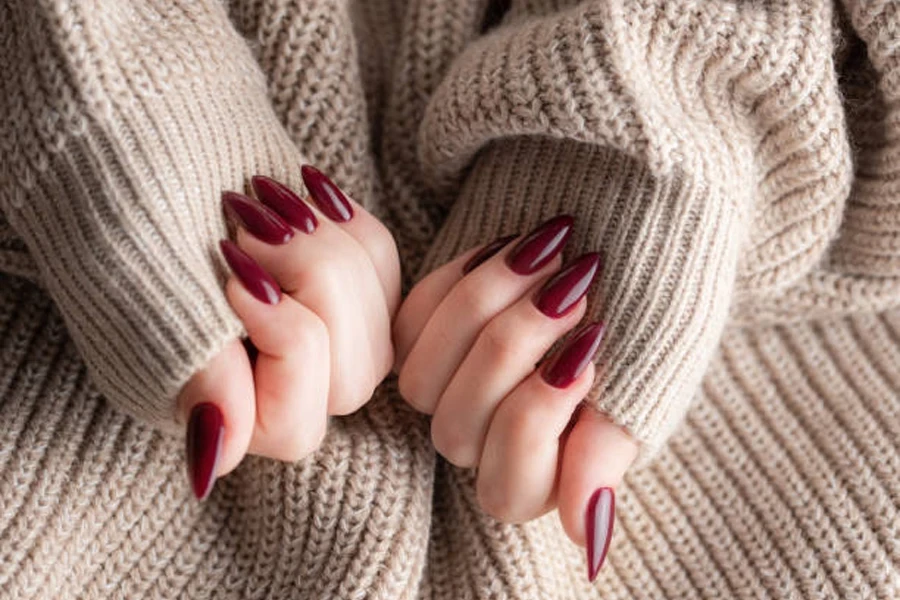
[177,338,255,500]
[557,407,638,581]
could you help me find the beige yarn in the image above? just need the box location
[0,0,897,598]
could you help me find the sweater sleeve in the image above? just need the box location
[415,0,853,458]
[0,0,308,433]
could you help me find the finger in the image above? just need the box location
[224,276,330,462]
[248,173,401,317]
[234,219,391,416]
[431,253,600,467]
[398,215,574,414]
[177,337,254,500]
[392,235,517,371]
[476,324,603,522]
[558,408,639,581]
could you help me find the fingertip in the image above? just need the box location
[557,408,638,547]
[177,339,255,497]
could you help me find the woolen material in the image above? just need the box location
[0,0,898,597]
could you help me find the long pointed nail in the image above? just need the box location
[222,191,294,244]
[506,215,574,275]
[542,322,605,388]
[534,253,602,318]
[220,240,281,305]
[186,403,225,501]
[251,176,318,234]
[585,487,615,581]
[300,165,354,222]
[462,234,519,274]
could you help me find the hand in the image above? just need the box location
[393,215,638,581]
[178,166,400,500]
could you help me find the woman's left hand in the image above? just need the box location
[393,215,638,581]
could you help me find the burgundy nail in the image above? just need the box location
[542,322,605,388]
[186,402,224,501]
[300,165,354,222]
[222,191,294,244]
[220,240,281,305]
[462,234,519,274]
[585,487,615,581]
[506,215,574,275]
[534,253,602,318]
[251,176,318,234]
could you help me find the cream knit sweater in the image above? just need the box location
[0,0,898,598]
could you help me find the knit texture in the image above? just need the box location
[1,0,898,598]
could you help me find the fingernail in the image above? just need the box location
[300,164,354,222]
[462,234,519,274]
[220,240,281,305]
[534,253,602,318]
[186,402,225,501]
[506,215,574,275]
[585,487,615,582]
[251,176,318,234]
[222,191,294,244]
[542,322,605,388]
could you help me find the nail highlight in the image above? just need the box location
[585,487,615,582]
[506,215,574,275]
[251,175,318,234]
[220,240,281,305]
[542,322,605,388]
[534,253,602,318]
[222,191,294,244]
[462,234,519,274]
[186,402,225,501]
[300,165,354,222]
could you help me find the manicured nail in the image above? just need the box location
[251,176,318,234]
[462,234,519,274]
[300,164,354,222]
[220,240,281,305]
[506,215,574,275]
[542,322,605,388]
[186,402,224,501]
[534,253,602,318]
[222,191,294,245]
[585,487,615,581]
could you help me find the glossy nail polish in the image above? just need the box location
[534,253,602,318]
[222,191,294,245]
[585,487,615,582]
[251,175,318,234]
[220,240,281,305]
[300,164,354,222]
[506,215,574,275]
[542,322,605,388]
[186,402,225,501]
[462,234,519,274]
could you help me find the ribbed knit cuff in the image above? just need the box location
[418,137,745,458]
[0,1,308,433]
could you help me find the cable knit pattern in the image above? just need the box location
[0,0,898,598]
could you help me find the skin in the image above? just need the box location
[393,240,639,548]
[180,197,638,551]
[177,190,401,477]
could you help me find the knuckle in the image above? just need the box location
[476,478,518,523]
[368,221,400,270]
[453,280,494,323]
[397,366,433,414]
[330,379,375,416]
[478,317,523,366]
[431,418,477,468]
[271,425,324,462]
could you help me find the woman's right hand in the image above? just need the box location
[177,166,401,500]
